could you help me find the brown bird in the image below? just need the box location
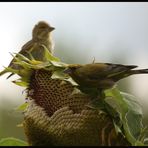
[64,63,148,97]
[6,21,55,78]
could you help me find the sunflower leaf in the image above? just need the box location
[15,102,28,111]
[41,44,60,62]
[104,87,144,146]
[0,137,28,146]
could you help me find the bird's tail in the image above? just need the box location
[113,68,148,81]
[123,69,148,79]
[131,69,148,74]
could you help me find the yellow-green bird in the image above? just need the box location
[5,21,55,78]
[64,63,148,95]
[8,21,55,67]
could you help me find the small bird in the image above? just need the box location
[64,63,148,97]
[7,21,55,78]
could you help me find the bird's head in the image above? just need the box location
[64,64,82,74]
[32,21,55,40]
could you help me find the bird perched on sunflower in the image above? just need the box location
[64,63,148,98]
[4,21,55,79]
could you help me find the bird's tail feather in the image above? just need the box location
[113,68,148,81]
[132,69,148,74]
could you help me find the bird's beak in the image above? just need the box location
[63,68,72,74]
[49,26,55,31]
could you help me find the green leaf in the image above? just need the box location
[14,61,36,69]
[121,92,143,115]
[13,52,30,62]
[0,48,62,80]
[125,110,143,142]
[15,103,28,111]
[50,61,68,67]
[29,59,43,65]
[113,120,123,135]
[41,44,60,62]
[32,61,52,68]
[0,68,9,76]
[0,67,19,75]
[0,137,28,146]
[51,69,78,86]
[104,87,144,146]
[51,69,68,80]
[138,126,148,144]
[65,77,78,86]
[16,123,24,128]
[70,87,81,95]
[12,79,29,87]
[105,87,128,114]
[25,50,35,60]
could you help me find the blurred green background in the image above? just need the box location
[0,2,148,141]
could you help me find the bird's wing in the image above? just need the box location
[8,40,34,68]
[104,63,138,78]
[20,40,34,55]
[79,63,138,80]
